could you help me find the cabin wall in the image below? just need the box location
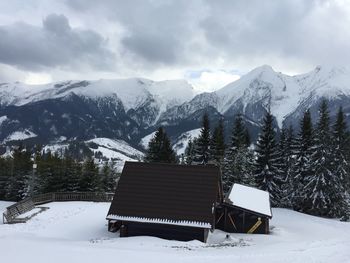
[119,221,208,242]
[215,205,269,234]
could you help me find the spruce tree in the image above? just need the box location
[291,110,314,211]
[333,107,350,189]
[279,126,297,208]
[193,113,211,165]
[5,145,32,200]
[0,157,10,199]
[101,161,116,192]
[80,157,100,192]
[302,100,344,217]
[254,111,284,207]
[332,106,350,219]
[144,127,177,163]
[210,118,225,166]
[184,138,196,165]
[222,114,254,192]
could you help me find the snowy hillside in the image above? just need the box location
[140,131,157,149]
[172,128,201,155]
[87,138,143,170]
[140,128,202,156]
[1,201,349,262]
[3,129,37,142]
[39,138,143,171]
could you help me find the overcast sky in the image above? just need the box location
[0,0,349,92]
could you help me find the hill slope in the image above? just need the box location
[1,201,349,262]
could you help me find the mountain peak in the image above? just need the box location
[252,64,275,73]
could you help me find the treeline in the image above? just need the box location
[0,145,118,201]
[145,100,350,220]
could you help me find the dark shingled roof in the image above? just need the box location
[107,162,222,227]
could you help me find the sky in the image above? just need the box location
[0,0,349,92]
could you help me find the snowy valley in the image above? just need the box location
[1,201,349,263]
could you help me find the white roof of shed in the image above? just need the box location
[226,184,272,217]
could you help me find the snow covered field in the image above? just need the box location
[1,201,350,263]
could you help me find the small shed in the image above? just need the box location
[106,162,223,242]
[216,184,272,234]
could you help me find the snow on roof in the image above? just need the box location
[227,184,272,217]
[106,214,212,229]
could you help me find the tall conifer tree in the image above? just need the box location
[193,113,211,164]
[211,118,225,166]
[144,127,177,163]
[302,100,344,217]
[332,106,350,219]
[254,111,284,206]
[223,114,254,192]
[291,110,314,211]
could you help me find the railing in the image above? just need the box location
[2,192,114,224]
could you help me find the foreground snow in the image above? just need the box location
[0,201,349,263]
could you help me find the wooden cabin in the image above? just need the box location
[106,162,223,242]
[216,183,272,234]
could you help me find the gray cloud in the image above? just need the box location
[1,0,350,82]
[0,14,115,71]
[64,0,350,72]
[65,0,201,66]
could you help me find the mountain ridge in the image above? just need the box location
[1,65,350,163]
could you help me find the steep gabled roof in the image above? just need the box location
[107,162,222,228]
[225,183,272,218]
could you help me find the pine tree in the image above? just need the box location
[291,110,314,211]
[184,138,196,165]
[144,127,177,163]
[279,126,297,208]
[302,100,345,217]
[222,114,254,192]
[101,161,116,192]
[193,113,211,165]
[210,118,225,166]
[23,145,42,197]
[254,111,284,207]
[61,154,80,192]
[80,157,100,192]
[332,106,350,219]
[0,157,11,199]
[5,145,32,200]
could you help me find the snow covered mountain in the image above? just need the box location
[157,65,350,131]
[1,65,350,159]
[0,78,194,127]
[0,78,195,146]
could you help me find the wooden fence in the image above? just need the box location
[2,192,114,224]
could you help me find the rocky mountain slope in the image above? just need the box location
[1,65,350,161]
